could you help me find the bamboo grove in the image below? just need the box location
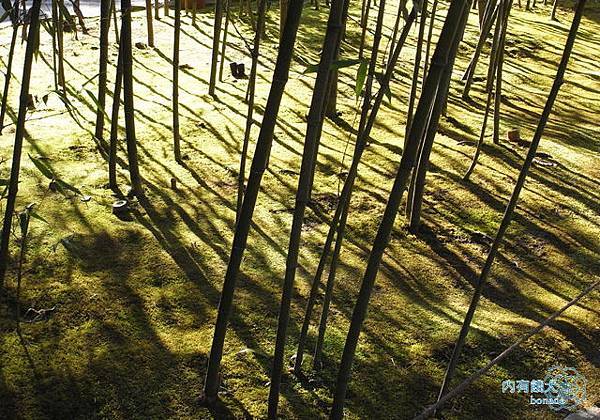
[0,0,597,417]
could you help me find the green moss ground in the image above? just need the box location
[0,0,599,418]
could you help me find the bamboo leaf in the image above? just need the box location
[29,154,80,195]
[303,58,364,74]
[30,211,50,224]
[0,178,9,186]
[303,63,319,74]
[55,178,81,195]
[331,58,363,70]
[85,89,109,119]
[355,59,368,97]
[19,210,30,236]
[40,18,55,36]
[29,154,55,179]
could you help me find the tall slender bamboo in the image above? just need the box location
[295,0,386,364]
[173,0,181,162]
[55,0,66,90]
[267,0,348,414]
[463,0,503,180]
[477,0,487,26]
[407,4,468,232]
[14,208,30,346]
[493,0,512,144]
[218,0,231,81]
[71,0,88,33]
[422,0,438,84]
[209,0,224,96]
[329,1,471,416]
[436,0,586,405]
[462,0,498,98]
[0,0,42,288]
[112,0,120,43]
[280,0,289,37]
[145,0,154,47]
[121,0,143,196]
[109,40,124,190]
[405,0,429,140]
[420,280,600,419]
[155,0,160,19]
[383,0,405,67]
[51,0,58,90]
[551,0,558,20]
[299,8,418,372]
[358,0,372,59]
[307,0,352,199]
[20,0,26,43]
[202,0,305,404]
[237,0,267,225]
[357,0,387,138]
[309,0,389,364]
[324,0,352,117]
[95,0,111,141]
[0,0,19,135]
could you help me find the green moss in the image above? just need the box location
[1,1,599,419]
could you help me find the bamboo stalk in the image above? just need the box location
[112,0,120,43]
[109,40,124,190]
[405,0,429,140]
[173,0,181,161]
[57,0,66,90]
[418,278,599,419]
[493,0,513,144]
[407,1,468,231]
[422,0,438,83]
[0,1,19,134]
[218,0,231,81]
[95,0,112,141]
[464,0,504,180]
[145,0,155,47]
[202,0,306,404]
[302,0,403,374]
[324,0,352,117]
[237,0,267,224]
[329,2,471,416]
[436,0,587,405]
[268,0,349,414]
[358,0,372,59]
[120,0,143,196]
[302,7,418,372]
[209,0,224,96]
[0,0,43,288]
[462,0,498,97]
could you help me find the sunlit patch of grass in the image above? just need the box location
[0,0,599,419]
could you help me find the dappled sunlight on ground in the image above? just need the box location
[0,0,598,418]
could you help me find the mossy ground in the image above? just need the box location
[0,0,599,418]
